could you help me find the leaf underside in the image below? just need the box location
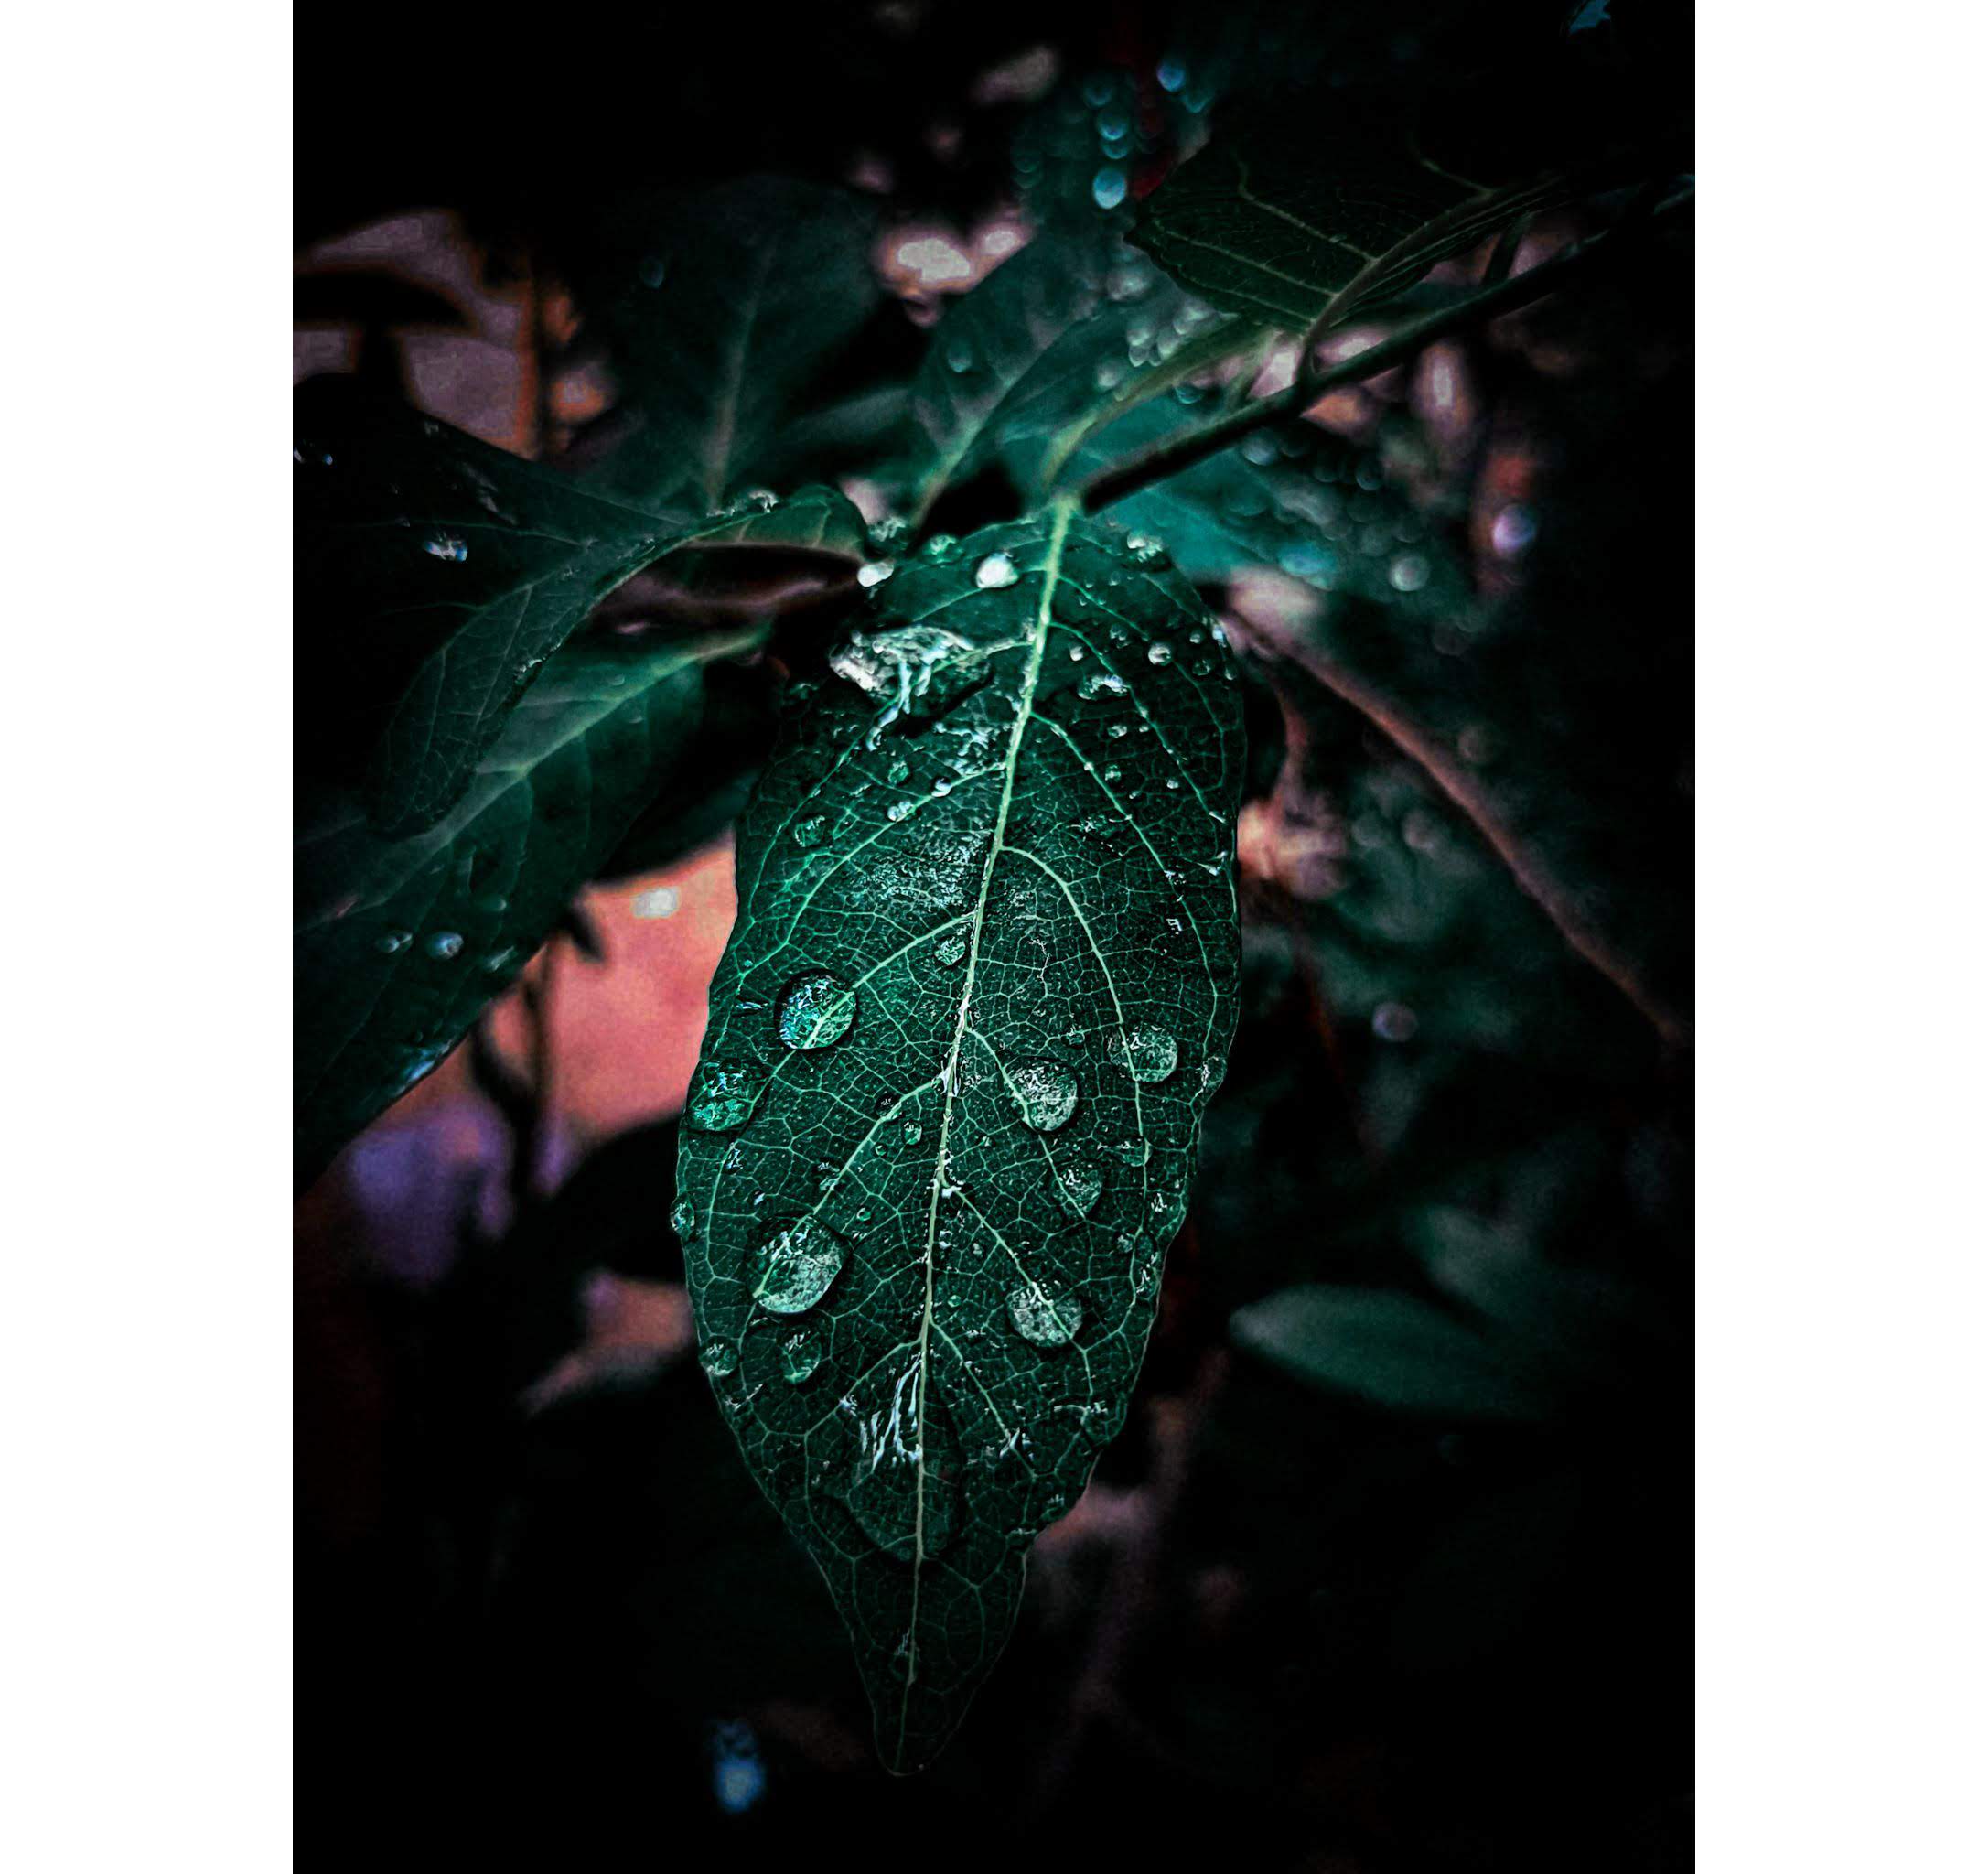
[674,506,1245,1770]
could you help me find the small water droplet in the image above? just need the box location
[780,1330,824,1384]
[423,533,468,562]
[671,1197,697,1240]
[974,551,1019,590]
[1389,553,1431,593]
[1007,1282,1083,1347]
[935,929,969,965]
[795,814,830,848]
[777,971,858,1050]
[1051,1158,1105,1218]
[856,559,896,588]
[374,931,410,954]
[1007,1056,1080,1132]
[700,1339,738,1378]
[1091,167,1128,210]
[902,1120,924,1146]
[752,1215,847,1314]
[1080,671,1129,700]
[685,1061,765,1132]
[1372,1001,1419,1043]
[1124,534,1170,567]
[425,932,463,960]
[1146,642,1174,666]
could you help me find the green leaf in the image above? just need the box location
[296,380,863,836]
[898,230,1243,519]
[673,505,1245,1770]
[573,176,884,511]
[1230,1285,1555,1422]
[1060,395,1469,619]
[1132,103,1582,328]
[295,619,760,1188]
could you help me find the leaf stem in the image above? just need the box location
[1077,188,1693,514]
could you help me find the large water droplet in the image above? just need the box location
[1146,641,1174,667]
[780,1330,824,1384]
[1092,167,1128,210]
[1007,1281,1083,1347]
[752,1214,847,1314]
[839,1362,957,1561]
[1119,1023,1178,1082]
[1008,1056,1080,1131]
[700,1339,738,1378]
[777,971,858,1050]
[856,559,896,588]
[974,551,1019,590]
[934,929,968,965]
[685,1060,765,1132]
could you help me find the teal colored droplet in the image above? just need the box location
[973,551,1019,589]
[777,970,858,1050]
[780,1330,824,1384]
[700,1339,738,1378]
[1052,1157,1105,1219]
[1007,1282,1083,1347]
[752,1214,847,1315]
[1120,1022,1178,1082]
[685,1060,765,1132]
[671,1196,696,1240]
[934,930,968,965]
[794,814,830,848]
[1008,1056,1080,1131]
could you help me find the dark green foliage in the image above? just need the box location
[673,507,1245,1767]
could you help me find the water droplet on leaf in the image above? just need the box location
[777,971,858,1050]
[752,1214,847,1314]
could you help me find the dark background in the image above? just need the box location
[295,5,1692,1867]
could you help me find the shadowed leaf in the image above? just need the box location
[674,505,1244,1770]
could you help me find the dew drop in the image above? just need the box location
[700,1339,738,1378]
[671,1196,697,1241]
[777,971,858,1050]
[1124,534,1170,567]
[1079,670,1128,700]
[1146,641,1174,666]
[752,1214,847,1314]
[1389,553,1431,593]
[685,1061,765,1133]
[1091,167,1128,210]
[1051,1157,1105,1219]
[425,931,464,960]
[934,929,969,966]
[974,551,1019,589]
[794,814,830,848]
[423,533,468,562]
[856,559,896,588]
[374,931,410,954]
[1007,1282,1083,1347]
[1120,1023,1178,1082]
[1008,1056,1080,1132]
[902,1120,924,1146]
[780,1330,824,1384]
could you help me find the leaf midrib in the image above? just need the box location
[898,498,1073,1758]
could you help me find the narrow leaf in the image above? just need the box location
[1231,1285,1555,1422]
[295,620,759,1187]
[296,380,861,836]
[674,506,1244,1770]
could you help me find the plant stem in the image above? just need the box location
[1078,187,1692,513]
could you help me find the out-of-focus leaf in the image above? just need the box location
[296,378,864,835]
[571,177,884,511]
[1231,1285,1555,1422]
[674,506,1245,1771]
[897,230,1242,519]
[296,620,760,1188]
[1133,105,1581,328]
